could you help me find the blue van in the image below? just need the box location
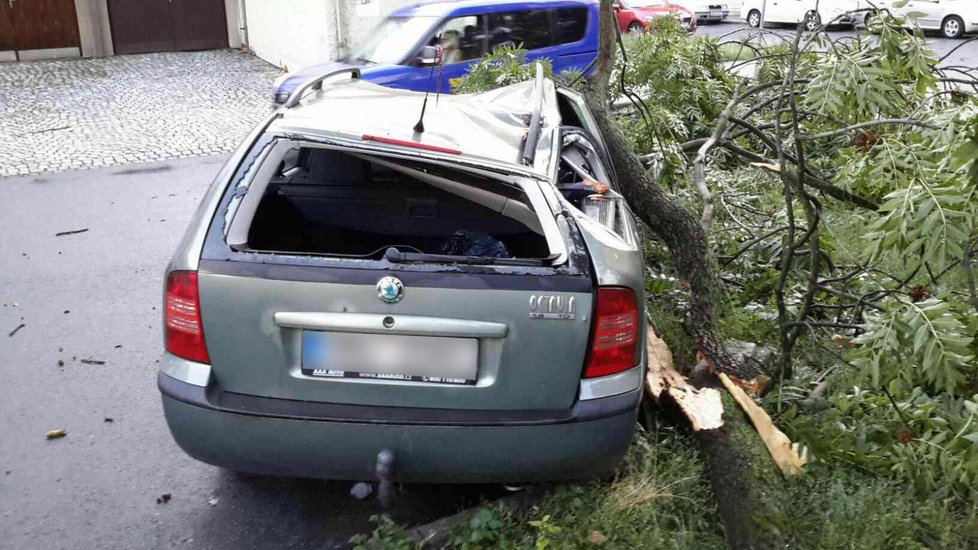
[273,0,599,103]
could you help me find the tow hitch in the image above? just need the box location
[376,449,395,507]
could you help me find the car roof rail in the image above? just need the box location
[520,63,545,167]
[283,68,362,108]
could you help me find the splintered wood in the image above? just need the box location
[645,330,724,431]
[644,324,810,476]
[718,372,811,476]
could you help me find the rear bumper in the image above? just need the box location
[694,10,728,22]
[159,372,640,482]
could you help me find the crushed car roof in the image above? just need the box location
[268,77,562,178]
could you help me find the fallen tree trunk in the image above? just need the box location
[646,328,795,550]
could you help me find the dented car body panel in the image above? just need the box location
[159,75,646,482]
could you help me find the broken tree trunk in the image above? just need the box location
[582,0,759,381]
[647,328,802,550]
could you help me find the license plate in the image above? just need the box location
[301,331,478,385]
[710,11,722,17]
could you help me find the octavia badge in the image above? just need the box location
[377,276,404,303]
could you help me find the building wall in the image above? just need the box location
[242,0,413,70]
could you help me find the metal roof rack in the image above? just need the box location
[283,68,362,108]
[520,63,545,167]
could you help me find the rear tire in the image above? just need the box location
[628,21,643,34]
[747,9,761,28]
[943,15,965,39]
[804,11,821,32]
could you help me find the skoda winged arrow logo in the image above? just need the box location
[376,276,404,303]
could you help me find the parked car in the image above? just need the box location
[741,0,855,30]
[673,1,732,24]
[854,0,977,39]
[613,0,698,33]
[160,67,647,483]
[273,0,599,103]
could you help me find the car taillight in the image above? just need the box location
[584,287,639,378]
[165,271,210,364]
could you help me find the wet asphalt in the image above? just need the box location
[699,20,977,66]
[0,155,502,550]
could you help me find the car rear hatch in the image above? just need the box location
[194,142,595,412]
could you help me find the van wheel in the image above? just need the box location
[628,21,643,33]
[943,16,964,39]
[863,11,879,33]
[804,11,821,32]
[747,9,761,28]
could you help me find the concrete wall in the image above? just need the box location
[242,0,412,70]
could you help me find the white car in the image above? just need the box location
[741,0,855,30]
[673,1,732,23]
[855,0,977,39]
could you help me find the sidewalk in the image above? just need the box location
[0,50,281,178]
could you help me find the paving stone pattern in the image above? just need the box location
[0,50,282,178]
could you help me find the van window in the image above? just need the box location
[553,8,588,44]
[350,16,438,64]
[427,15,487,64]
[488,10,551,51]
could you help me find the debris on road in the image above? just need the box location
[8,323,25,337]
[104,417,114,423]
[208,497,219,507]
[55,228,89,237]
[57,360,64,367]
[46,429,67,440]
[80,359,105,365]
[156,494,172,504]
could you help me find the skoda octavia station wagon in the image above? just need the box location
[159,67,646,483]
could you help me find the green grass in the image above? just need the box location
[352,422,977,549]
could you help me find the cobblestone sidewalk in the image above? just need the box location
[0,49,281,178]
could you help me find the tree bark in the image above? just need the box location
[587,3,792,546]
[583,0,758,380]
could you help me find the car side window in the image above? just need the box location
[487,10,551,52]
[426,15,486,65]
[553,8,588,44]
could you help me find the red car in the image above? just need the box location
[613,0,697,34]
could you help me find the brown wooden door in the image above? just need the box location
[170,0,227,51]
[108,0,227,55]
[108,0,175,55]
[10,0,80,51]
[0,1,15,52]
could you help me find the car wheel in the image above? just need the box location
[943,15,964,39]
[747,9,761,28]
[628,21,643,33]
[804,11,821,32]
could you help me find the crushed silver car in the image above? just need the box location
[158,67,646,483]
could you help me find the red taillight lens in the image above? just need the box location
[165,271,210,364]
[584,287,639,378]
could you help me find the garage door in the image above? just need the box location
[108,0,228,55]
[0,0,81,61]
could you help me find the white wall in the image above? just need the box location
[243,0,413,71]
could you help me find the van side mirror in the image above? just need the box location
[416,45,439,67]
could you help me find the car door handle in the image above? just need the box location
[274,312,509,338]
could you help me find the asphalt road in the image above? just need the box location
[697,20,977,67]
[0,156,502,550]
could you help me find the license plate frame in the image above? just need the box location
[301,330,478,386]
